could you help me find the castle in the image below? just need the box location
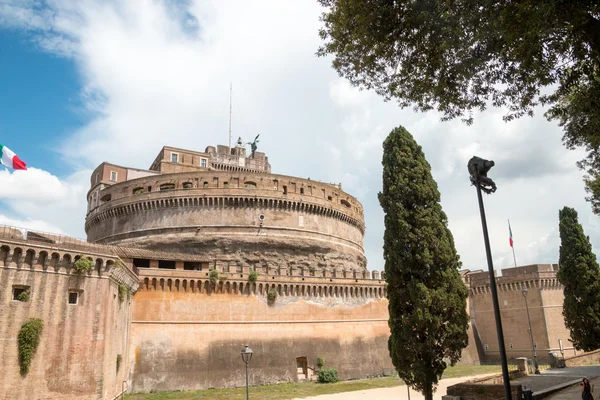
[0,142,580,399]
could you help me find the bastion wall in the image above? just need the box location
[465,264,580,363]
[129,268,393,392]
[0,237,139,400]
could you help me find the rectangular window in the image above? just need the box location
[283,185,288,195]
[110,171,118,182]
[203,181,208,187]
[171,152,179,163]
[68,292,79,305]
[96,173,100,184]
[200,158,207,168]
[158,260,176,269]
[224,182,229,188]
[12,286,29,301]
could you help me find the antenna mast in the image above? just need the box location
[228,82,232,150]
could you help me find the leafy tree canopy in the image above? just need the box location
[318,0,600,211]
[557,206,600,351]
[378,126,469,400]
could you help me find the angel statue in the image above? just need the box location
[246,134,260,156]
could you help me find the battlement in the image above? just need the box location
[463,264,563,294]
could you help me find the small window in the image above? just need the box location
[110,171,118,182]
[12,286,30,302]
[203,181,209,188]
[133,187,144,194]
[283,185,288,195]
[300,188,304,194]
[245,182,257,188]
[68,292,79,305]
[327,196,332,201]
[224,182,229,188]
[96,173,100,184]
[183,182,193,189]
[200,158,207,168]
[341,199,351,208]
[147,186,152,192]
[160,183,175,191]
[171,152,179,163]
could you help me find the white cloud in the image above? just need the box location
[2,0,599,274]
[0,168,90,238]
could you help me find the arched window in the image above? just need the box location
[244,181,257,188]
[133,187,144,194]
[182,182,193,189]
[160,183,175,191]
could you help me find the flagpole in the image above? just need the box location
[508,219,517,268]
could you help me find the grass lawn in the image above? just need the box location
[124,365,502,400]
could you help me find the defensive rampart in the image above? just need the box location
[129,267,393,392]
[0,233,138,400]
[465,264,579,363]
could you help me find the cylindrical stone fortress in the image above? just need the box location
[85,144,367,272]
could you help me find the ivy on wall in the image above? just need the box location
[16,290,30,302]
[209,270,219,285]
[73,257,94,274]
[116,354,122,372]
[248,270,258,283]
[118,284,128,303]
[18,318,44,375]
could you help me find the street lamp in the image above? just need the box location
[241,344,253,400]
[521,286,541,374]
[468,156,512,400]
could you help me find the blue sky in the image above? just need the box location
[0,0,598,272]
[0,29,86,175]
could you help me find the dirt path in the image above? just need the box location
[293,374,495,400]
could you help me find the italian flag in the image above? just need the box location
[0,144,27,170]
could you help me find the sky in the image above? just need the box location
[1,0,599,273]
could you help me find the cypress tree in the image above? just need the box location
[378,126,469,400]
[557,206,600,351]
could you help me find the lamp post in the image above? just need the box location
[241,344,253,400]
[521,287,540,374]
[468,156,512,400]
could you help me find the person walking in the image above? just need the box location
[581,378,595,400]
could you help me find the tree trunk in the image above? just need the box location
[424,384,433,400]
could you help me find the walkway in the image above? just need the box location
[292,374,495,400]
[544,366,600,399]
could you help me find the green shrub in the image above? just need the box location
[17,290,30,302]
[73,257,93,274]
[18,318,44,375]
[118,284,128,303]
[133,188,144,194]
[248,270,258,282]
[317,368,339,383]
[267,288,277,302]
[116,354,122,372]
[209,270,219,285]
[317,356,325,368]
[218,276,228,282]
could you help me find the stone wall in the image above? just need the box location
[129,268,393,393]
[85,170,367,272]
[0,239,138,400]
[466,265,580,363]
